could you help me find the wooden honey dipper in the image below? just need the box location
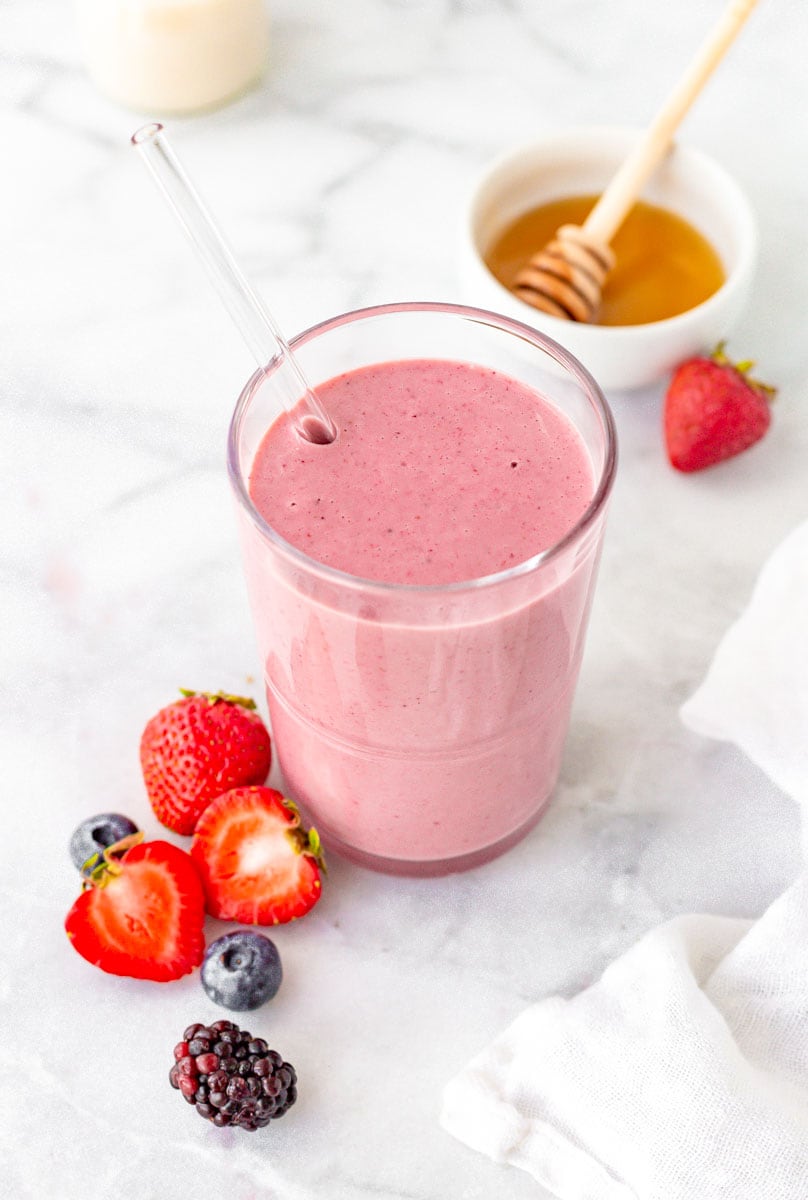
[514,0,760,323]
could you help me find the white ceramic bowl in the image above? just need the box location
[458,127,757,391]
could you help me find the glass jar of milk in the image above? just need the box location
[75,0,269,113]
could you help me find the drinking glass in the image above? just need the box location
[228,302,616,875]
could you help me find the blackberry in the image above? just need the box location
[169,1020,297,1131]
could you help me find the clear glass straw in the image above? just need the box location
[131,122,336,444]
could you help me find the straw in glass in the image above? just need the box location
[131,122,336,444]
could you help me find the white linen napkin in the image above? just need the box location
[441,517,808,1200]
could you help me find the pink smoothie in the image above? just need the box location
[250,360,593,585]
[241,358,601,872]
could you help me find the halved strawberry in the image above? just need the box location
[65,836,206,981]
[190,787,324,925]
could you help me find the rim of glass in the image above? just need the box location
[227,300,618,595]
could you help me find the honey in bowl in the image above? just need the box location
[485,195,726,326]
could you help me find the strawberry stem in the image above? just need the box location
[307,827,327,874]
[178,688,257,710]
[710,342,776,402]
[82,830,145,890]
[280,797,327,873]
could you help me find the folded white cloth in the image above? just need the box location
[681,518,808,812]
[441,518,808,1200]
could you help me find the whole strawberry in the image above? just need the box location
[65,833,205,981]
[664,343,775,473]
[141,690,272,835]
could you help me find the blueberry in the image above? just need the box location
[201,931,283,1011]
[69,812,140,874]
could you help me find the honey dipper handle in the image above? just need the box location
[583,0,760,248]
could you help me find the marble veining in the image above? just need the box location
[3,0,808,1196]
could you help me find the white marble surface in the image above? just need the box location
[3,1,808,1197]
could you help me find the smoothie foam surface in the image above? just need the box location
[249,358,594,586]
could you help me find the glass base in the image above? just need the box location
[315,800,551,877]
